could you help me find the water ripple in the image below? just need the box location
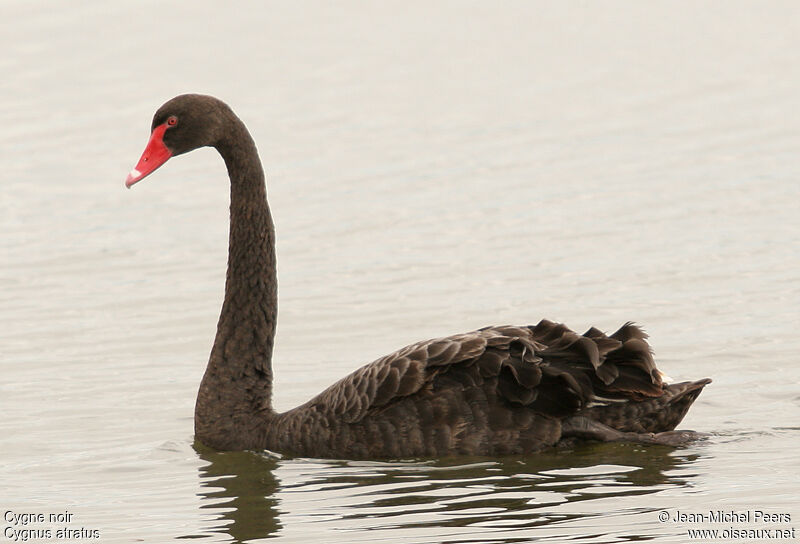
[190,442,702,543]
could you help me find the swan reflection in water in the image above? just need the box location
[189,441,703,543]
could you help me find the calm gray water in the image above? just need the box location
[2,2,799,543]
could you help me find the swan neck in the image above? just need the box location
[195,116,278,449]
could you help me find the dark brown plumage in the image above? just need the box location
[127,94,711,459]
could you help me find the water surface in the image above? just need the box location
[1,2,798,542]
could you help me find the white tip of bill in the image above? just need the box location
[125,168,142,188]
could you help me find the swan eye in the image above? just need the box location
[167,116,178,127]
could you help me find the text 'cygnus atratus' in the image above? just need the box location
[126,94,710,458]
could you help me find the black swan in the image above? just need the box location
[126,94,710,458]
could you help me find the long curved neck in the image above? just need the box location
[195,116,278,449]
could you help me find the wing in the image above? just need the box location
[306,320,665,424]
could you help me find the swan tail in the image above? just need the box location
[578,378,712,433]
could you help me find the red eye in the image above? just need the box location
[167,116,178,127]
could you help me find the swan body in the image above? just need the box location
[126,94,710,458]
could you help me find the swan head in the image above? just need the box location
[125,94,234,188]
